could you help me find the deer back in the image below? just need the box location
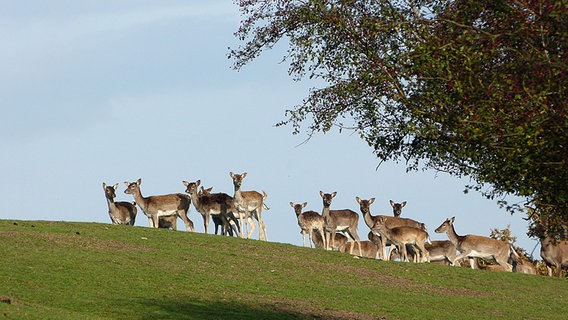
[327,209,359,229]
[540,237,568,268]
[298,210,324,230]
[144,193,191,213]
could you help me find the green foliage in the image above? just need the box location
[230,0,568,229]
[1,220,568,319]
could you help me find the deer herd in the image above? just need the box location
[103,172,568,278]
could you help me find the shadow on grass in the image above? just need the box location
[132,297,350,320]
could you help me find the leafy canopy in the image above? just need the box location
[229,0,568,230]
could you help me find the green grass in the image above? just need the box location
[0,220,566,319]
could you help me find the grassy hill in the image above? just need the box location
[0,220,566,319]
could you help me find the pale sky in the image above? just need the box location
[0,1,539,257]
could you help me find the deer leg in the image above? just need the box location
[180,211,194,232]
[204,212,210,234]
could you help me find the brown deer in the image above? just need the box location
[320,191,362,256]
[183,180,238,236]
[540,237,568,277]
[389,200,407,218]
[199,186,239,236]
[356,197,425,260]
[390,240,457,264]
[103,182,137,225]
[290,202,325,248]
[372,216,430,262]
[230,172,268,240]
[124,179,194,231]
[340,232,380,259]
[435,217,519,271]
[311,231,348,251]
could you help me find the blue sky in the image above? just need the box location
[0,1,539,256]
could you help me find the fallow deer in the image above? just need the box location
[230,172,268,240]
[311,231,348,251]
[124,179,194,231]
[389,200,407,218]
[340,233,380,259]
[290,202,325,248]
[103,182,137,225]
[356,197,425,260]
[320,191,362,256]
[199,186,239,236]
[435,217,519,272]
[372,216,430,262]
[183,180,238,236]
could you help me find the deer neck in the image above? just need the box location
[362,210,375,229]
[445,224,462,247]
[130,188,148,210]
[233,184,243,201]
[106,197,118,211]
[189,188,203,211]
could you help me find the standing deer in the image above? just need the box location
[540,237,568,277]
[290,202,325,248]
[389,200,407,217]
[435,217,519,271]
[320,191,362,256]
[199,186,239,236]
[230,172,268,240]
[389,240,457,264]
[103,182,137,225]
[183,180,237,236]
[372,216,430,262]
[124,179,194,231]
[356,197,425,260]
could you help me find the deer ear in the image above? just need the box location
[450,217,455,223]
[331,191,337,198]
[389,200,395,207]
[242,172,247,178]
[319,191,324,197]
[289,202,294,207]
[182,181,189,186]
[369,198,375,204]
[196,180,201,187]
[113,183,119,190]
[302,202,307,208]
[401,201,407,207]
[136,178,142,185]
[103,182,107,189]
[355,196,361,204]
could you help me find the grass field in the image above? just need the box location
[0,220,566,319]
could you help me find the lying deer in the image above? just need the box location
[372,216,430,262]
[435,217,519,271]
[311,231,348,251]
[103,182,137,225]
[290,202,325,248]
[340,233,380,259]
[124,179,194,231]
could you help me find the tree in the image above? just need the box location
[229,0,568,228]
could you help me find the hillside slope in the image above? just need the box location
[0,220,566,319]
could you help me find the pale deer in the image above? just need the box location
[434,217,519,272]
[513,259,537,275]
[320,191,362,256]
[389,200,407,218]
[183,180,238,236]
[372,216,430,262]
[356,197,425,260]
[103,182,137,225]
[290,202,325,248]
[124,179,194,231]
[229,172,268,240]
[311,231,348,251]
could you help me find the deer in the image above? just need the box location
[340,231,380,259]
[530,214,568,278]
[372,216,430,262]
[389,240,457,264]
[290,202,325,248]
[356,197,425,260]
[199,186,239,236]
[124,179,194,231]
[389,200,407,218]
[183,180,238,236]
[158,215,177,230]
[229,172,268,240]
[103,182,137,225]
[434,217,520,272]
[320,191,362,256]
[311,231,348,251]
